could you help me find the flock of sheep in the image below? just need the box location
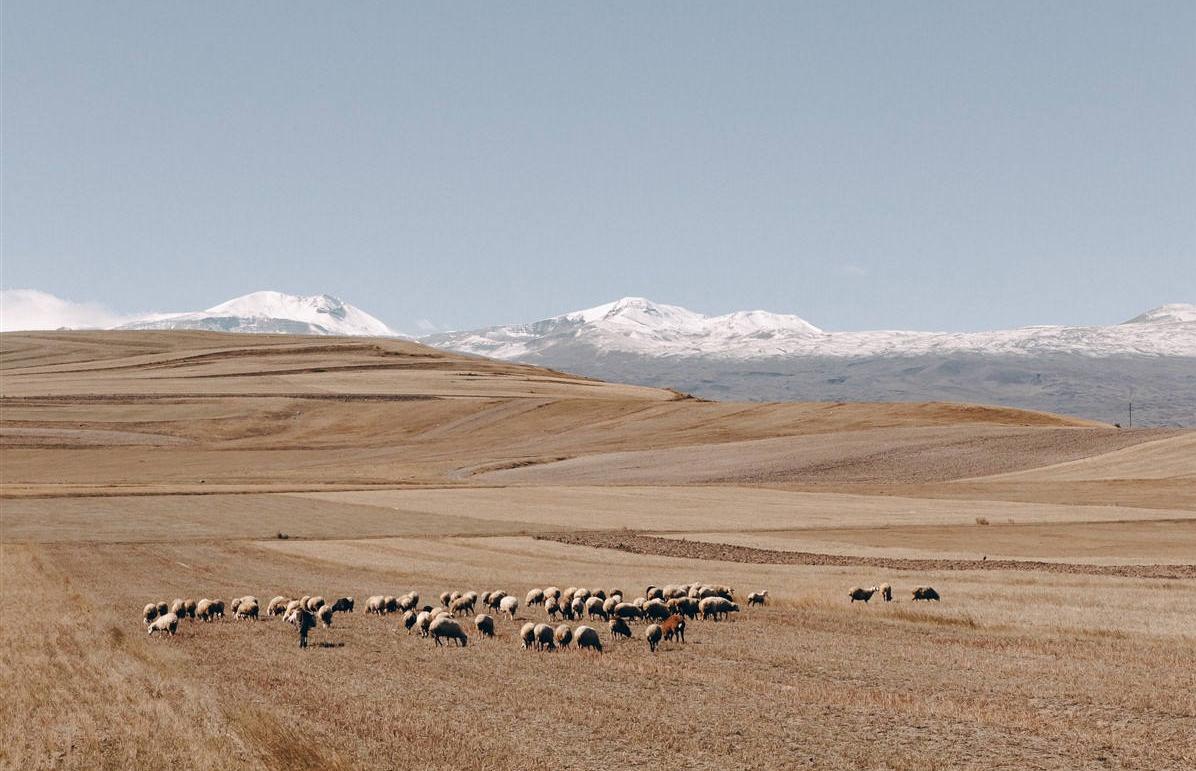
[141,581,944,649]
[140,582,757,653]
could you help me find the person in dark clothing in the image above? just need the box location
[297,608,316,648]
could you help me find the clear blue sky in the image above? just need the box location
[3,2,1194,332]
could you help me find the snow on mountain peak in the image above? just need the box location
[119,291,400,337]
[422,298,1196,359]
[1123,303,1196,325]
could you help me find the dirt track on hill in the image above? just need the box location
[539,531,1196,579]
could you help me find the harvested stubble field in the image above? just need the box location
[2,331,1194,770]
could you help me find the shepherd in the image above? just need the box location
[297,608,316,648]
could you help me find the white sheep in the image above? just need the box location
[317,605,335,628]
[554,624,573,648]
[533,623,555,651]
[645,623,662,652]
[698,597,738,621]
[520,622,536,649]
[585,596,608,620]
[429,616,469,647]
[746,591,768,606]
[147,612,179,636]
[574,625,602,652]
[143,603,159,625]
[474,614,495,638]
[608,617,631,639]
[526,588,545,606]
[499,595,519,619]
[366,595,386,614]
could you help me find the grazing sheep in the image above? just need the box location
[602,596,619,616]
[487,591,508,612]
[667,597,699,619]
[231,598,243,615]
[398,593,419,612]
[608,617,632,639]
[592,589,606,601]
[585,596,608,620]
[879,584,893,602]
[698,597,739,621]
[209,599,225,619]
[169,599,186,617]
[526,588,545,607]
[330,596,354,613]
[912,587,941,602]
[660,614,686,643]
[415,611,434,637]
[474,614,495,638]
[613,602,644,622]
[645,624,663,652]
[646,586,664,601]
[267,596,289,616]
[545,598,561,620]
[401,610,417,633]
[317,605,335,628]
[148,612,179,636]
[366,596,386,614]
[554,624,573,648]
[574,625,602,653]
[439,591,453,607]
[608,588,623,601]
[643,599,671,621]
[533,623,556,651]
[747,591,768,606]
[570,597,585,619]
[450,595,475,616]
[574,588,591,604]
[429,616,469,647]
[849,587,878,603]
[183,599,197,619]
[384,596,399,614]
[195,599,214,622]
[543,586,561,601]
[520,622,537,649]
[143,603,159,625]
[235,600,259,621]
[499,595,519,619]
[156,601,169,616]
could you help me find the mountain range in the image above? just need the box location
[3,290,1193,425]
[422,297,1196,427]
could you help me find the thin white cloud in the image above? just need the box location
[840,264,870,278]
[0,289,131,331]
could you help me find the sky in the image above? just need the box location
[3,2,1194,334]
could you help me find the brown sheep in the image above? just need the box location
[660,614,686,643]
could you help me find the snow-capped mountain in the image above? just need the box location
[422,297,1196,359]
[422,299,1196,426]
[118,291,401,337]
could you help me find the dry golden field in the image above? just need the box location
[2,331,1194,770]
